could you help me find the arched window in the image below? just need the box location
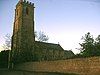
[26,7,28,15]
[23,6,29,15]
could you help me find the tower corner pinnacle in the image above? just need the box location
[20,0,23,2]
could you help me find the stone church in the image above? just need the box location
[11,0,74,65]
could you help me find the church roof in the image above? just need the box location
[35,41,64,51]
[64,50,75,55]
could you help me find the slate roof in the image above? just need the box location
[64,50,74,55]
[35,41,64,51]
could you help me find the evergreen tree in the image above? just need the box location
[94,35,100,56]
[79,32,95,57]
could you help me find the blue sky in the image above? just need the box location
[0,0,100,54]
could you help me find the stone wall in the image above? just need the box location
[15,56,100,75]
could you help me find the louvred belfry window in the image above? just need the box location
[26,7,28,15]
[23,6,29,15]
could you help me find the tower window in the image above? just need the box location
[26,7,28,15]
[23,6,29,15]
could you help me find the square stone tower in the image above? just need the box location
[11,0,35,64]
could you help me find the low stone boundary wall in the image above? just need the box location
[15,57,100,75]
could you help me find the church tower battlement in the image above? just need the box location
[11,0,35,64]
[16,0,34,9]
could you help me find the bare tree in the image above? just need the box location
[35,31,49,42]
[2,34,11,50]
